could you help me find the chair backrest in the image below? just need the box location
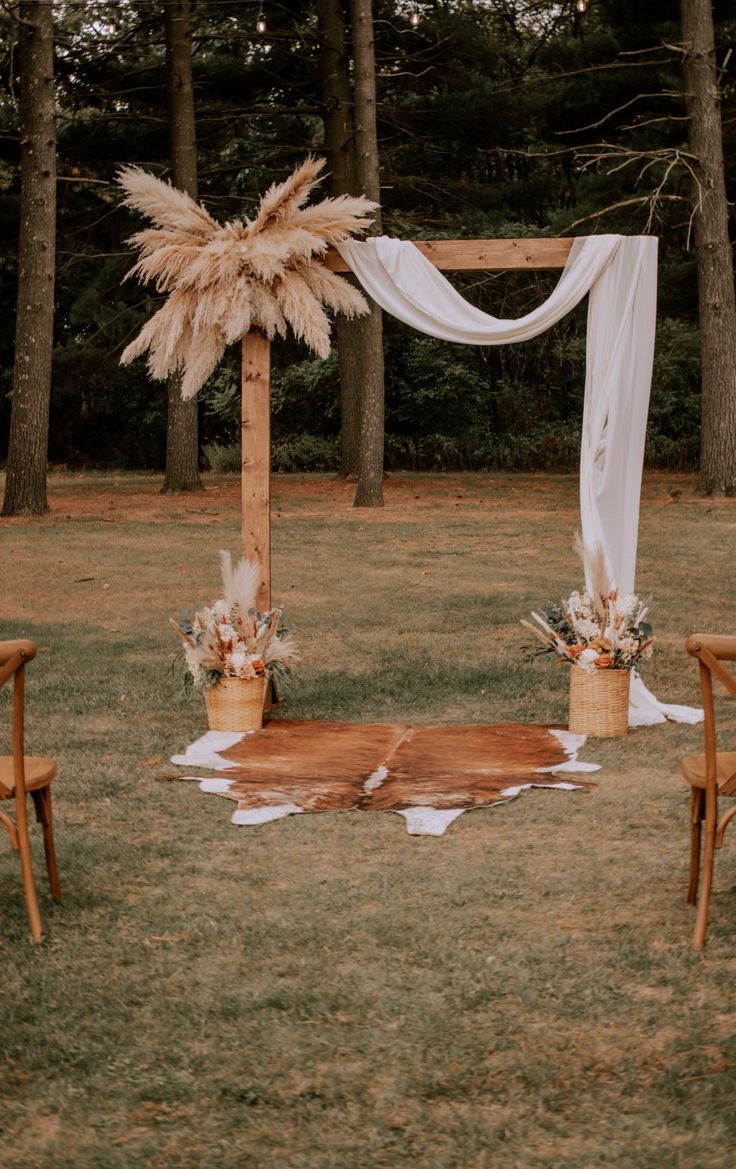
[686,634,736,793]
[0,640,37,798]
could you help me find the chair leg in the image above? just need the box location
[15,795,42,943]
[31,787,61,901]
[687,788,704,906]
[716,802,736,848]
[692,795,717,951]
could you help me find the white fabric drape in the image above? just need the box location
[336,234,702,726]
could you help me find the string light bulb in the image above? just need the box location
[409,7,421,26]
[576,0,587,12]
[256,7,267,33]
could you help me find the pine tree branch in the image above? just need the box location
[556,91,684,135]
[561,194,690,235]
[0,1,35,30]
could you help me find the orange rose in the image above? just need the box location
[594,654,613,669]
[569,644,584,657]
[251,657,265,674]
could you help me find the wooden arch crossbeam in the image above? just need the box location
[243,237,574,611]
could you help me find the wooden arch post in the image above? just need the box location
[238,237,574,612]
[241,329,272,611]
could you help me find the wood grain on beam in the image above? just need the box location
[323,238,573,272]
[241,330,272,611]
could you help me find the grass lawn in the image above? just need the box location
[1,470,735,1169]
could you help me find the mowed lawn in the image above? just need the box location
[1,470,735,1169]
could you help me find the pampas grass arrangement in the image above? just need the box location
[118,156,378,398]
[171,551,299,688]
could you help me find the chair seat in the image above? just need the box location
[681,751,736,796]
[0,755,58,797]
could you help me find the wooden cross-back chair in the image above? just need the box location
[0,640,61,942]
[681,634,736,949]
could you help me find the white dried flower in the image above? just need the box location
[229,650,246,675]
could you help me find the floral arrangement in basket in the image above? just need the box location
[171,551,299,689]
[522,588,653,673]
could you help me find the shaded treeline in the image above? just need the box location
[0,0,733,472]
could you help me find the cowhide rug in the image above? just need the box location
[171,719,600,836]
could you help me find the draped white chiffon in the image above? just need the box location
[336,234,701,726]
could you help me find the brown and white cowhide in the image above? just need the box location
[171,720,599,835]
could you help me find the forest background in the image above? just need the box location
[0,0,730,476]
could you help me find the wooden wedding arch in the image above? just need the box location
[242,235,573,611]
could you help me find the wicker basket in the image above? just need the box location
[568,667,630,737]
[204,675,267,732]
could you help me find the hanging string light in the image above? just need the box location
[409,6,421,26]
[576,0,588,12]
[256,6,267,33]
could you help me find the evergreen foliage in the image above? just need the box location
[1,1,733,471]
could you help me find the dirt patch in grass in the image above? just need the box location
[1,468,713,529]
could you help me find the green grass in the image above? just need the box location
[1,470,735,1169]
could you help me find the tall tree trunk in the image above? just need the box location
[317,0,361,479]
[162,0,202,494]
[349,0,384,508]
[681,0,736,495]
[2,1,56,517]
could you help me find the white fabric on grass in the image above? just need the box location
[336,234,701,726]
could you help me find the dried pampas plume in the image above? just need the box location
[118,157,378,398]
[218,549,260,616]
[573,532,613,616]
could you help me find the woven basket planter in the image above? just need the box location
[568,667,630,737]
[204,675,267,732]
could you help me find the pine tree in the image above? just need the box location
[681,0,736,495]
[161,0,203,493]
[2,1,56,516]
[349,0,385,508]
